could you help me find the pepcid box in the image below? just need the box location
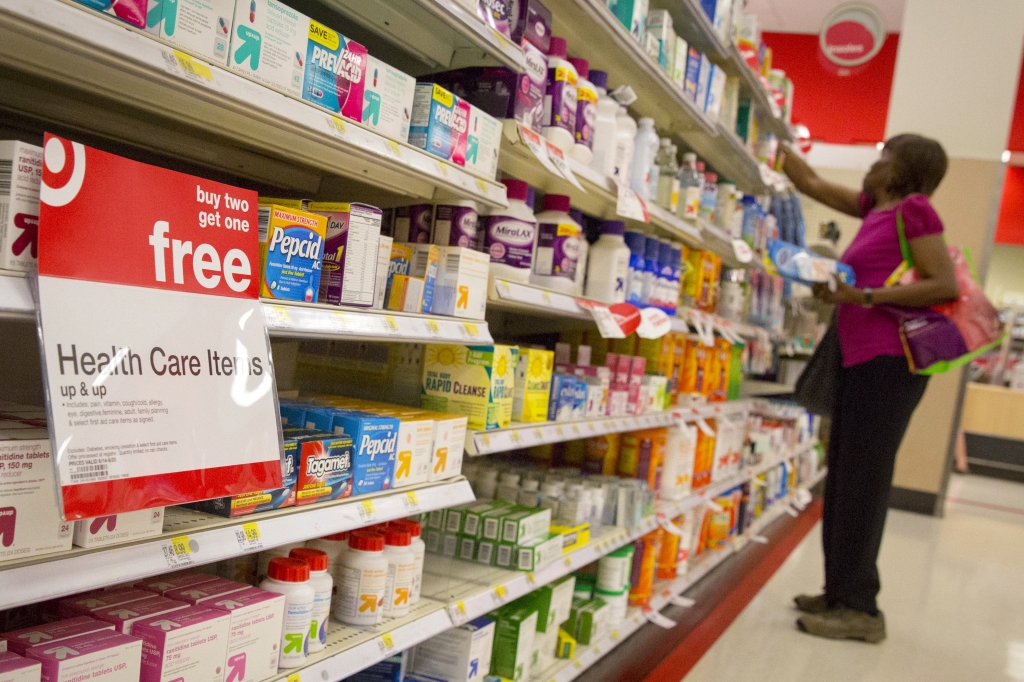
[0,141,42,272]
[229,0,307,97]
[409,83,470,166]
[363,56,416,143]
[72,508,165,548]
[329,412,397,496]
[302,20,367,121]
[0,434,72,562]
[151,0,234,65]
[308,202,383,307]
[258,204,327,302]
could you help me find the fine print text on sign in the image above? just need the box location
[35,134,283,520]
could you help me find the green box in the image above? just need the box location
[427,508,445,530]
[565,597,608,645]
[476,540,497,565]
[481,506,517,541]
[490,606,538,682]
[501,507,552,545]
[458,536,477,562]
[445,506,467,534]
[463,500,510,538]
[514,532,564,572]
[496,541,516,569]
[441,532,459,558]
[425,528,442,553]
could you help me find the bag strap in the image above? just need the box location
[896,207,914,267]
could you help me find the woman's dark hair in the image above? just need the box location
[883,134,948,197]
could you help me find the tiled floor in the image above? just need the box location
[682,474,1024,681]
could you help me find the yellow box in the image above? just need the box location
[512,348,554,422]
[387,273,426,312]
[422,344,518,431]
[550,522,591,553]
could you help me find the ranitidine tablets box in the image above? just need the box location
[0,141,41,273]
[23,630,142,682]
[163,579,250,606]
[0,434,72,562]
[93,598,190,635]
[206,588,285,682]
[149,0,234,66]
[72,508,165,549]
[0,651,40,682]
[229,0,307,97]
[1,619,113,657]
[136,573,221,597]
[58,590,161,620]
[134,606,230,682]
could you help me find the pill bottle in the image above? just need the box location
[289,548,333,653]
[628,530,661,607]
[531,194,582,295]
[597,544,634,592]
[259,557,314,668]
[382,527,415,618]
[390,519,425,604]
[595,586,629,626]
[256,541,306,584]
[655,516,685,580]
[589,69,618,177]
[568,57,596,165]
[334,531,388,626]
[432,200,479,248]
[482,179,537,283]
[306,532,348,578]
[584,220,630,304]
[543,36,578,153]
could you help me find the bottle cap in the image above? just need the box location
[543,194,571,213]
[501,178,530,202]
[684,152,697,163]
[320,532,349,542]
[267,557,309,582]
[390,519,422,538]
[289,547,329,572]
[602,220,625,236]
[548,36,567,58]
[659,239,674,261]
[590,70,608,89]
[706,172,718,183]
[384,528,412,547]
[567,57,589,79]
[624,230,646,254]
[638,117,655,128]
[696,162,705,171]
[348,531,385,552]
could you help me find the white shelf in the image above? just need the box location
[0,479,474,611]
[0,269,32,320]
[0,0,508,206]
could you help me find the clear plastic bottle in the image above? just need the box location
[289,548,333,653]
[259,557,314,668]
[543,36,579,153]
[655,141,680,212]
[390,520,425,604]
[612,107,636,185]
[677,153,701,221]
[334,531,388,626]
[641,236,661,306]
[584,220,631,304]
[482,179,537,283]
[629,118,660,201]
[382,527,415,618]
[569,58,596,165]
[624,230,647,306]
[531,194,582,294]
[589,70,619,178]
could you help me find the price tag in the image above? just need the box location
[383,316,400,334]
[359,499,375,523]
[449,601,467,623]
[656,515,683,536]
[785,505,800,518]
[435,160,449,176]
[749,535,769,545]
[526,572,536,584]
[587,305,627,339]
[543,140,585,190]
[695,418,715,437]
[510,430,522,445]
[593,645,601,654]
[705,499,724,513]
[286,674,301,682]
[517,125,563,177]
[669,595,696,608]
[263,305,292,328]
[573,660,583,669]
[571,424,581,436]
[492,29,509,48]
[404,491,421,514]
[564,556,573,568]
[425,319,442,337]
[385,140,401,158]
[610,630,621,641]
[377,632,395,655]
[493,585,508,604]
[162,536,195,569]
[161,49,218,89]
[615,183,649,222]
[234,522,263,552]
[475,178,488,193]
[325,115,348,139]
[641,606,678,629]
[462,322,480,338]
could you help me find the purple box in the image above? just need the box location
[162,579,250,606]
[2,618,113,656]
[509,0,552,52]
[394,205,433,244]
[477,0,510,38]
[0,651,41,682]
[24,630,141,682]
[423,59,547,133]
[309,202,384,307]
[206,588,286,682]
[135,607,230,682]
[58,590,159,620]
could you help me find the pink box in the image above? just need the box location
[604,352,618,370]
[626,357,646,415]
[136,574,220,596]
[93,599,188,636]
[135,607,230,682]
[162,579,250,606]
[0,652,41,682]
[58,590,158,619]
[3,618,113,655]
[614,355,632,389]
[207,588,285,682]
[24,631,141,682]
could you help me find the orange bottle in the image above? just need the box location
[628,530,661,607]
[655,515,686,580]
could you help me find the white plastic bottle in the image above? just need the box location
[584,220,631,304]
[629,118,659,201]
[569,57,596,165]
[612,107,636,184]
[259,557,315,668]
[589,70,618,178]
[382,527,415,618]
[289,548,333,653]
[531,194,582,295]
[392,519,425,604]
[334,531,388,626]
[306,532,348,578]
[482,178,537,283]
[655,141,680,212]
[543,36,579,153]
[571,208,589,296]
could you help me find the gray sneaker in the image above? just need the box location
[794,594,829,614]
[797,607,886,643]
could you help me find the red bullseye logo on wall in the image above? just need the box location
[819,2,886,69]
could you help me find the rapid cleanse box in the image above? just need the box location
[0,434,72,562]
[363,56,416,143]
[134,606,231,682]
[0,141,41,272]
[308,202,383,307]
[207,588,285,682]
[410,617,493,682]
[302,20,368,121]
[151,0,234,65]
[258,204,327,302]
[24,630,142,682]
[72,508,164,548]
[409,83,471,166]
[421,345,517,431]
[431,247,489,319]
[229,0,308,97]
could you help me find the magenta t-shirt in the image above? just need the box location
[837,193,944,367]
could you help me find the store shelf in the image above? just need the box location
[0,269,32,320]
[0,0,508,206]
[466,411,680,455]
[317,0,525,73]
[0,478,474,611]
[681,123,766,194]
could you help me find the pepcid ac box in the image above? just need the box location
[258,204,326,302]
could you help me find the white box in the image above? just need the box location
[0,652,40,682]
[24,630,141,682]
[93,598,190,635]
[363,56,416,143]
[228,0,307,97]
[73,508,164,548]
[373,235,394,309]
[0,434,72,562]
[2,618,114,656]
[645,9,673,70]
[696,55,712,113]
[152,0,234,65]
[0,141,42,272]
[431,247,489,319]
[705,65,728,119]
[465,105,501,181]
[135,606,230,682]
[671,36,688,89]
[206,588,285,682]
[411,617,493,682]
[392,415,434,488]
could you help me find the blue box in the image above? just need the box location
[409,83,471,165]
[684,48,701,102]
[329,411,399,496]
[279,402,314,428]
[548,374,578,422]
[199,433,300,517]
[346,653,405,682]
[572,379,587,419]
[297,433,354,505]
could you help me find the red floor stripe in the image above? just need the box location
[946,497,1024,516]
[643,498,824,682]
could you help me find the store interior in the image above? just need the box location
[0,0,1022,681]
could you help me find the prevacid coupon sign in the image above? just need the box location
[34,134,283,520]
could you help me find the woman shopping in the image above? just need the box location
[780,134,958,643]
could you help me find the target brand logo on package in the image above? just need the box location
[148,0,234,65]
[0,140,42,272]
[302,21,368,121]
[229,0,308,96]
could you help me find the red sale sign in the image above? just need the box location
[36,135,283,520]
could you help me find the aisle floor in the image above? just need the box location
[682,474,1024,682]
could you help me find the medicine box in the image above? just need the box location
[465,105,501,180]
[672,36,689,89]
[373,236,394,309]
[302,20,367,122]
[409,244,442,314]
[229,0,308,97]
[295,434,355,505]
[72,508,164,548]
[58,590,159,621]
[70,0,149,30]
[440,532,458,558]
[2,619,114,656]
[409,83,471,166]
[0,141,41,272]
[393,205,433,244]
[512,348,553,422]
[459,500,507,538]
[684,48,701,101]
[359,406,433,489]
[196,436,297,517]
[410,617,493,682]
[422,345,517,431]
[413,409,466,481]
[388,274,428,313]
[163,579,250,605]
[705,64,727,118]
[458,536,477,562]
[431,247,489,319]
[258,205,327,303]
[316,411,397,496]
[0,435,72,562]
[510,0,552,51]
[348,652,405,682]
[363,56,416,143]
[151,0,234,66]
[93,598,190,635]
[135,606,230,682]
[24,630,142,682]
[547,374,576,422]
[490,606,537,682]
[136,574,221,597]
[501,507,551,545]
[384,243,414,304]
[550,522,590,553]
[0,652,40,682]
[512,532,562,572]
[205,587,285,682]
[308,203,383,308]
